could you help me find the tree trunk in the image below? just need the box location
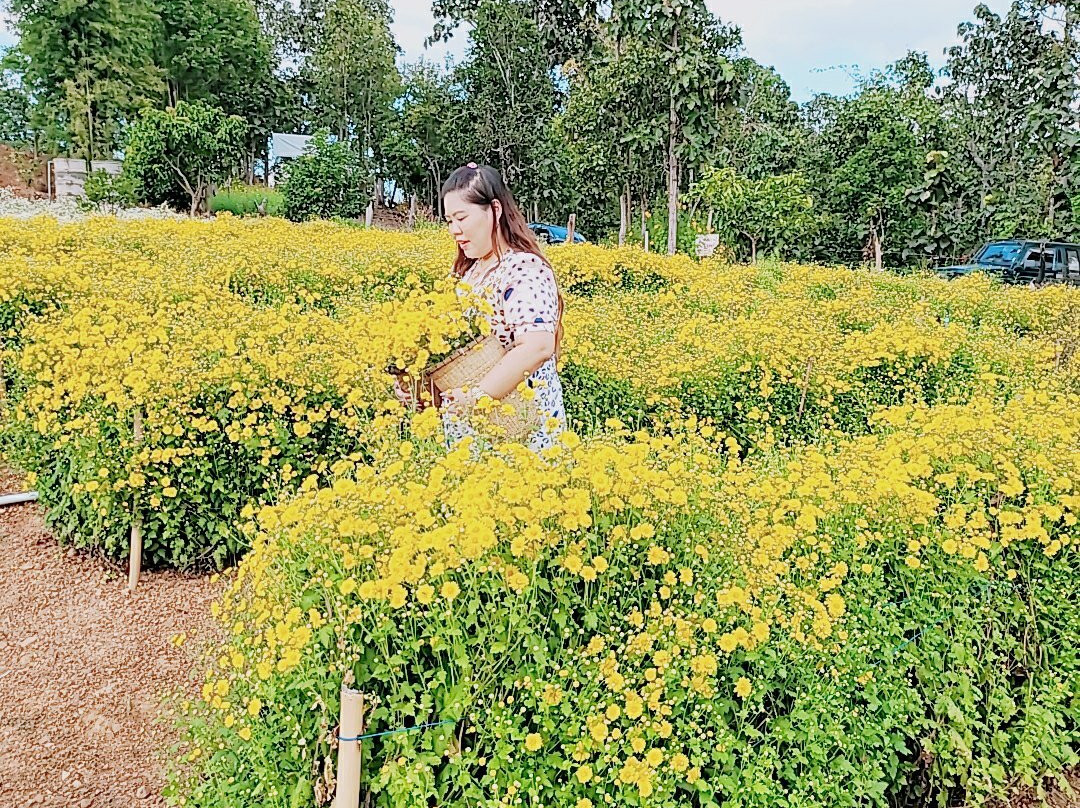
[641,195,648,249]
[666,73,679,255]
[408,194,417,229]
[871,226,884,271]
[618,187,628,246]
[750,236,757,264]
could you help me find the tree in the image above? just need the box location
[301,0,400,176]
[944,1,1079,242]
[280,130,372,221]
[904,149,965,264]
[607,0,740,253]
[451,0,563,214]
[688,167,813,262]
[8,0,163,161]
[429,0,603,71]
[718,59,805,180]
[123,101,248,215]
[382,62,464,217]
[559,37,667,243]
[798,55,944,268]
[0,48,34,148]
[157,0,276,176]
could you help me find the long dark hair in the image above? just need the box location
[441,164,564,358]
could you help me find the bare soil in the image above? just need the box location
[999,771,1080,808]
[0,499,220,807]
[0,464,26,495]
[0,144,49,198]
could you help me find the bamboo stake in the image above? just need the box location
[334,686,364,808]
[127,408,144,593]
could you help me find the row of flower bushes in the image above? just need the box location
[1,218,1077,568]
[166,392,1080,808]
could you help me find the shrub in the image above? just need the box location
[78,169,138,212]
[165,394,1080,808]
[210,184,285,218]
[281,131,371,222]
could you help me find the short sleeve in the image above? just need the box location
[497,253,559,336]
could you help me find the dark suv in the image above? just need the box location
[938,240,1080,286]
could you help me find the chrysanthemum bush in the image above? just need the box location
[165,392,1079,808]
[1,216,1077,570]
[1,215,1078,805]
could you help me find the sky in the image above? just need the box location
[2,1,1013,103]
[388,0,1014,102]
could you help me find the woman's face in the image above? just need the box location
[444,190,500,259]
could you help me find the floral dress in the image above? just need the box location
[442,249,566,453]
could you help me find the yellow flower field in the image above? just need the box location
[0,215,1077,808]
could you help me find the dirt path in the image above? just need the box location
[0,499,221,807]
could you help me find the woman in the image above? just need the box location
[395,163,567,453]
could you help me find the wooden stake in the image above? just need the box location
[566,214,576,244]
[365,201,373,228]
[408,194,417,229]
[334,686,364,808]
[127,408,144,593]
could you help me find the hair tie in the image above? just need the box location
[466,162,478,169]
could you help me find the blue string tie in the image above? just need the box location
[338,718,455,743]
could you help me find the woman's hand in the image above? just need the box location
[441,386,482,418]
[393,376,421,411]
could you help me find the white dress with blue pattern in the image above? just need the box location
[442,250,566,452]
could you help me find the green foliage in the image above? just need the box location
[688,168,813,262]
[7,0,163,159]
[280,131,372,222]
[0,47,34,147]
[0,390,372,569]
[78,169,138,211]
[167,409,1080,808]
[944,2,1079,244]
[450,0,564,214]
[210,184,286,218]
[158,0,275,142]
[306,0,400,165]
[123,100,249,215]
[379,62,460,218]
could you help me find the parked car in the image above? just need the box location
[938,239,1080,286]
[528,222,586,244]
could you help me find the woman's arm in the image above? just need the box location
[475,331,556,399]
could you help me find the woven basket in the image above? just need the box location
[422,334,541,441]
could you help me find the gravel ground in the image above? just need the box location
[0,465,26,496]
[0,498,221,807]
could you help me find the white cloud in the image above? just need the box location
[708,0,1013,100]
[384,0,1013,100]
[389,0,467,68]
